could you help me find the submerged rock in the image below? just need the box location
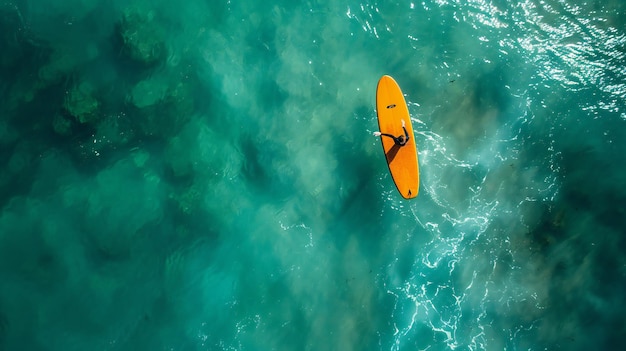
[63,81,100,124]
[130,76,168,108]
[117,8,166,65]
[129,77,194,138]
[52,113,72,136]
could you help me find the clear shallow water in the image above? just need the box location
[1,0,625,350]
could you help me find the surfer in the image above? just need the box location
[374,120,410,146]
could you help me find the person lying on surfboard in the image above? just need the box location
[373,119,410,146]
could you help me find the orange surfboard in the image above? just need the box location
[376,75,419,199]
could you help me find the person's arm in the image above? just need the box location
[374,131,397,139]
[402,120,410,142]
[402,127,409,141]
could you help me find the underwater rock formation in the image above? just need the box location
[129,76,194,138]
[52,113,72,136]
[63,82,100,124]
[116,8,166,66]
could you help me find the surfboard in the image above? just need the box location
[375,75,419,199]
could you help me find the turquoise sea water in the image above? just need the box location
[1,0,625,350]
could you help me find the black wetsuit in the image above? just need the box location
[379,126,410,146]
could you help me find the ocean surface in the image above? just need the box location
[1,0,625,350]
